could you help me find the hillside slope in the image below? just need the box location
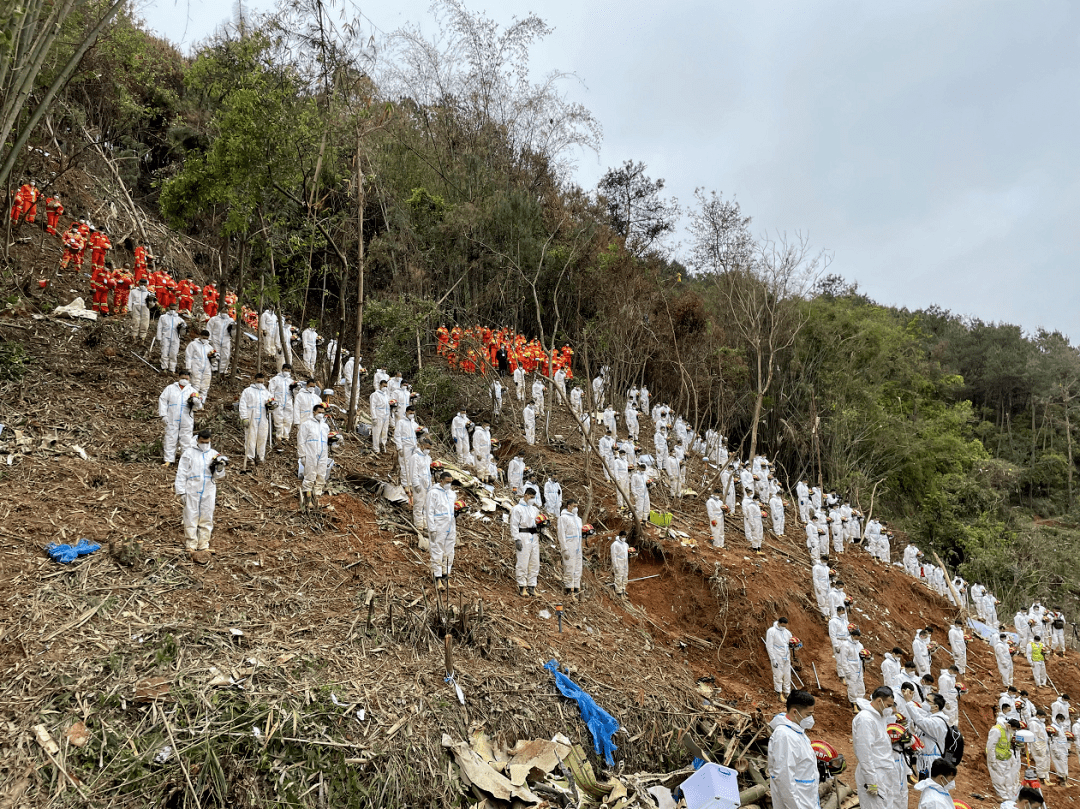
[2,232,1079,808]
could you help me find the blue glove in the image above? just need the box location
[74,538,101,556]
[46,543,79,564]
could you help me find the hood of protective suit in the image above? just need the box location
[768,713,799,733]
[855,698,875,713]
[913,780,940,794]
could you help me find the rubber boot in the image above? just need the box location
[518,586,528,597]
[528,586,536,597]
[299,491,308,510]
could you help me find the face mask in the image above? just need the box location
[201,337,208,343]
[197,443,210,452]
[443,482,452,490]
[178,379,188,387]
[316,414,325,422]
[799,714,815,730]
[943,781,955,791]
[571,507,578,515]
[283,371,290,378]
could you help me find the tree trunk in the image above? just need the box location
[347,135,365,431]
[1066,399,1073,509]
[229,237,247,377]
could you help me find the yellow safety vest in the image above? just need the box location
[1031,643,1045,663]
[994,725,1013,761]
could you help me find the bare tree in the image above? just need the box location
[597,160,679,256]
[715,233,829,458]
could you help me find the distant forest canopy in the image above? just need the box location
[5,0,1080,614]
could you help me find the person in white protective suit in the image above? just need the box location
[639,385,650,412]
[903,543,921,576]
[1014,608,1032,647]
[766,690,820,809]
[842,628,867,706]
[631,462,651,523]
[513,366,525,400]
[553,367,567,399]
[613,449,630,510]
[544,474,562,518]
[986,716,1022,798]
[806,520,823,562]
[557,497,583,597]
[880,648,904,696]
[174,428,227,563]
[523,402,536,445]
[811,557,831,616]
[994,633,1014,687]
[913,629,932,678]
[653,427,668,468]
[938,666,960,726]
[395,404,421,483]
[185,328,214,398]
[301,323,319,370]
[238,372,272,470]
[259,306,280,359]
[743,494,764,551]
[267,363,300,448]
[509,490,541,597]
[592,373,605,408]
[795,480,811,524]
[624,403,639,441]
[531,376,545,417]
[765,617,793,698]
[611,531,630,596]
[292,378,320,426]
[852,688,900,809]
[369,379,391,453]
[983,592,1000,628]
[909,693,950,778]
[828,606,851,680]
[1027,635,1049,688]
[1048,711,1072,785]
[508,454,526,494]
[664,452,681,498]
[1048,608,1067,654]
[157,303,185,372]
[1028,708,1052,782]
[129,278,153,341]
[569,385,583,416]
[410,439,433,536]
[914,759,957,809]
[947,618,967,674]
[490,379,504,419]
[425,470,457,589]
[297,403,330,509]
[451,408,471,462]
[769,492,785,536]
[159,370,202,465]
[207,308,234,373]
[706,490,727,548]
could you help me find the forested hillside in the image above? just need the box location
[4,0,1080,619]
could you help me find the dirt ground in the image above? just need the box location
[2,225,1080,806]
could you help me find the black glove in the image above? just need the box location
[515,539,523,552]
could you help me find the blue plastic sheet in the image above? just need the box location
[544,659,619,765]
[968,616,1017,644]
[46,538,101,564]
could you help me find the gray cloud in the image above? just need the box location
[141,0,1080,337]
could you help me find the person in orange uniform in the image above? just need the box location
[112,264,134,314]
[223,289,238,319]
[177,276,196,314]
[45,193,63,235]
[59,222,85,271]
[436,325,449,355]
[202,283,219,318]
[133,244,150,282]
[22,181,39,223]
[90,263,112,313]
[89,228,112,273]
[76,221,92,268]
[8,182,27,224]
[162,273,178,308]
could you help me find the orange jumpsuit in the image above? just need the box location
[437,326,449,354]
[162,275,177,307]
[60,227,85,271]
[112,268,133,314]
[22,185,39,223]
[89,231,111,272]
[90,266,112,313]
[177,279,196,313]
[224,291,238,318]
[45,197,63,234]
[76,222,91,267]
[8,186,26,223]
[133,245,149,281]
[202,284,219,317]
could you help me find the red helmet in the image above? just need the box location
[811,740,846,776]
[581,523,596,537]
[453,499,466,513]
[859,649,872,661]
[535,513,549,526]
[956,682,968,694]
[430,461,443,470]
[843,595,854,606]
[887,723,911,744]
[847,622,858,633]
[789,637,803,650]
[954,801,973,809]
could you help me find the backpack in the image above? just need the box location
[1053,617,1065,630]
[942,724,965,766]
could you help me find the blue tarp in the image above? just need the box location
[967,616,1018,644]
[544,659,619,765]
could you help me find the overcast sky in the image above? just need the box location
[140,0,1080,340]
